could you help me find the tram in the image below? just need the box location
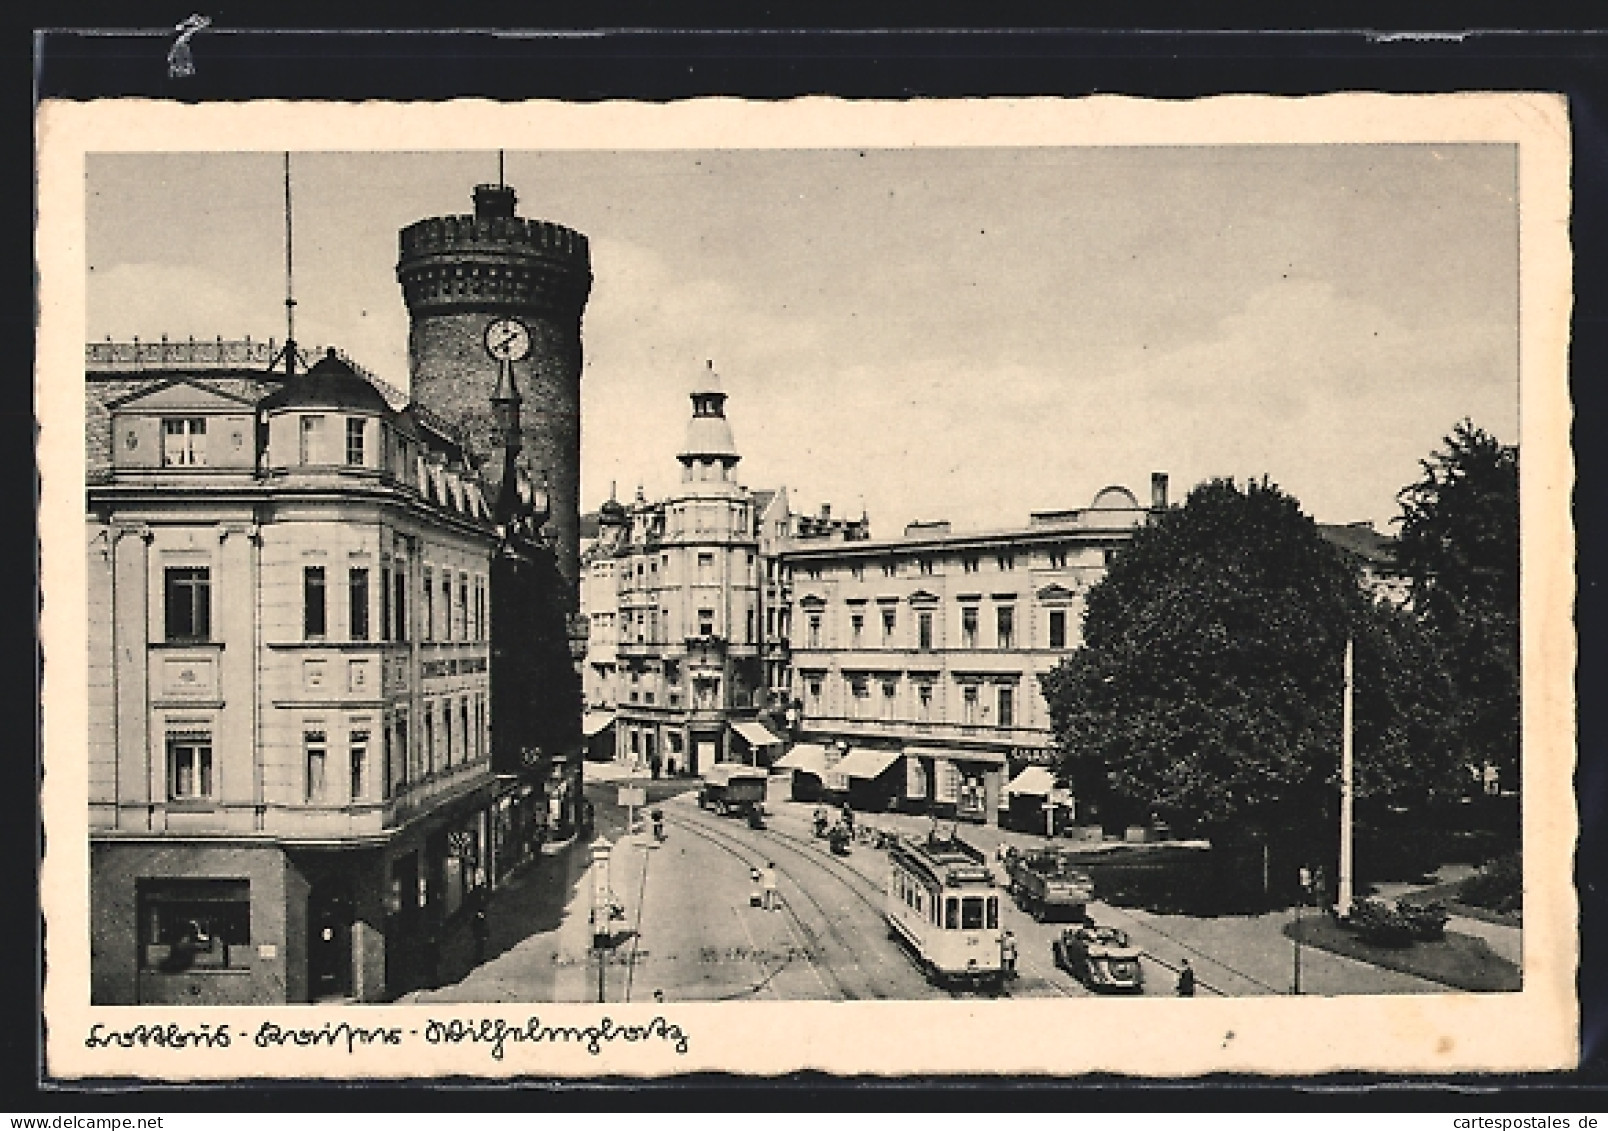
[885,830,1006,991]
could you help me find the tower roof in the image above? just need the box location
[678,360,739,465]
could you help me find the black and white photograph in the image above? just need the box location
[39,95,1576,1078]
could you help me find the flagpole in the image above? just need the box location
[1337,636,1355,917]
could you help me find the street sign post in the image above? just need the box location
[619,784,647,835]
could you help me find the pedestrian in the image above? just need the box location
[1176,958,1196,997]
[749,865,763,907]
[762,862,779,910]
[840,802,854,836]
[653,988,665,1004]
[1000,930,1018,978]
[471,906,490,965]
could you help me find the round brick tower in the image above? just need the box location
[397,182,592,591]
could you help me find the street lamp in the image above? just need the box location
[1292,865,1313,995]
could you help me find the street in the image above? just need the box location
[398,767,1465,1004]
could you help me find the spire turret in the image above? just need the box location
[678,359,740,468]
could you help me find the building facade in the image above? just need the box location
[87,346,506,1004]
[586,365,810,776]
[779,478,1165,825]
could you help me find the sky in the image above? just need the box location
[86,146,1519,536]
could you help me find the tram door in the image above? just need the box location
[307,881,354,1001]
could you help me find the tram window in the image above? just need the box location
[962,896,985,930]
[945,898,960,930]
[987,896,999,929]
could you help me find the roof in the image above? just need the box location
[829,748,902,780]
[774,743,829,774]
[751,488,777,514]
[259,349,392,414]
[582,711,615,738]
[905,746,1008,767]
[703,763,768,786]
[1318,522,1399,568]
[731,720,782,747]
[1007,766,1058,796]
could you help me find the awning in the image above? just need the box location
[832,748,903,781]
[582,712,614,738]
[1007,765,1058,796]
[904,746,1009,767]
[731,720,782,748]
[774,743,829,774]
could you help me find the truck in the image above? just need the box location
[1004,845,1096,922]
[697,764,768,818]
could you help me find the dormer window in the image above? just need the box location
[161,418,206,467]
[299,415,325,465]
[346,418,366,466]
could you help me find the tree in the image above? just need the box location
[1041,478,1460,855]
[1393,421,1519,794]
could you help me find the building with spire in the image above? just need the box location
[586,363,782,774]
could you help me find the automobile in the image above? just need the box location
[1052,925,1145,993]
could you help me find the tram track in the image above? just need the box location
[666,811,860,1000]
[673,806,952,1000]
[677,805,1077,1000]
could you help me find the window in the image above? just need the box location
[299,415,325,464]
[349,568,370,641]
[422,568,434,641]
[163,567,211,641]
[962,895,985,930]
[850,676,870,717]
[945,897,960,930]
[998,686,1015,728]
[1049,549,1067,569]
[1049,608,1067,649]
[305,729,328,801]
[918,611,934,651]
[394,712,409,789]
[807,676,823,704]
[167,732,213,799]
[440,574,452,640]
[850,613,864,644]
[459,699,470,766]
[987,895,1000,929]
[346,418,366,465]
[379,567,391,641]
[962,685,979,725]
[423,703,435,777]
[997,605,1015,649]
[350,729,369,801]
[457,576,469,641]
[303,566,327,639]
[963,555,979,574]
[808,613,822,647]
[882,607,897,644]
[882,560,897,578]
[746,608,755,643]
[997,553,1015,571]
[961,606,979,649]
[919,557,934,576]
[139,879,249,972]
[698,552,714,583]
[851,564,864,581]
[161,418,206,467]
[393,567,408,642]
[917,683,933,720]
[881,679,897,719]
[698,608,715,636]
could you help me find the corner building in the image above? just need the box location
[602,366,781,774]
[87,345,502,1004]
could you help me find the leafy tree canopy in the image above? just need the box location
[1393,420,1519,788]
[1042,477,1460,843]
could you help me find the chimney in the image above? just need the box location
[820,503,831,520]
[1151,472,1169,510]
